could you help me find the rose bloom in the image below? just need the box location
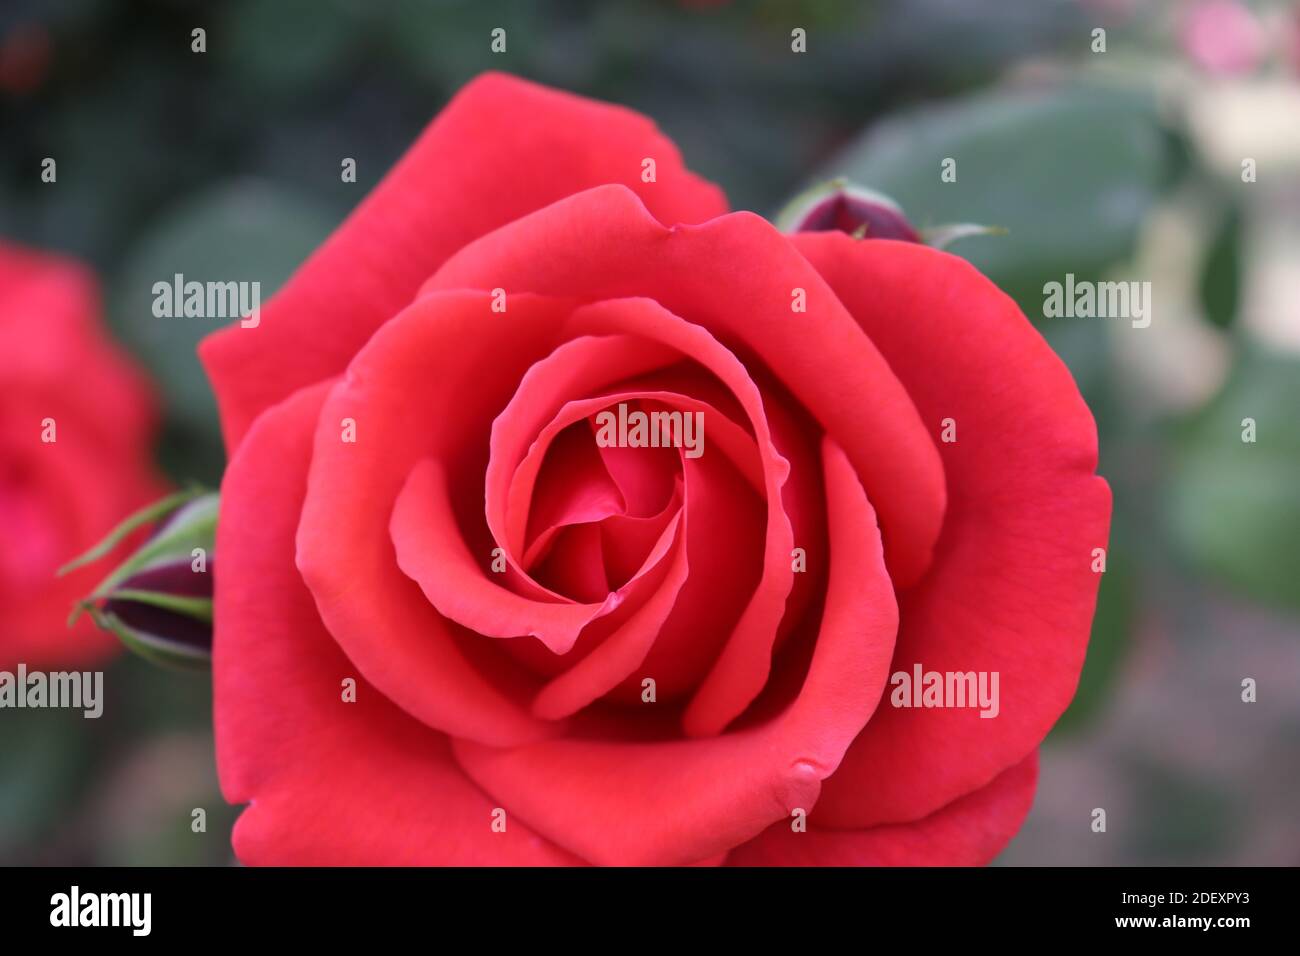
[0,241,162,670]
[202,74,1110,866]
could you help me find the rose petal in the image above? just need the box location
[493,382,771,701]
[487,334,684,564]
[390,456,669,654]
[531,509,688,720]
[423,184,946,590]
[520,423,627,566]
[484,309,796,729]
[451,435,897,866]
[527,521,611,604]
[793,233,1110,827]
[554,299,801,734]
[726,751,1038,866]
[597,489,684,588]
[297,291,583,744]
[503,479,685,683]
[200,73,727,453]
[215,382,579,865]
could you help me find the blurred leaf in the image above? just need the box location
[1198,201,1243,331]
[0,710,90,860]
[108,653,215,734]
[384,0,544,90]
[87,732,237,866]
[111,180,337,481]
[1157,114,1197,194]
[1129,763,1240,862]
[1168,349,1300,609]
[222,0,363,98]
[102,797,238,867]
[1037,311,1118,422]
[813,83,1170,310]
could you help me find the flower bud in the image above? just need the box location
[61,489,217,668]
[777,180,921,242]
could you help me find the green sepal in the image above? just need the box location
[57,485,207,578]
[86,606,211,671]
[100,589,214,624]
[920,222,1009,251]
[67,492,218,626]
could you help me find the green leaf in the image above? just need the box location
[1168,349,1300,609]
[810,83,1170,310]
[0,711,91,861]
[223,0,364,98]
[384,0,545,90]
[1198,201,1243,331]
[111,181,339,483]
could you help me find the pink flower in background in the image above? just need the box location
[0,241,164,669]
[1180,0,1266,75]
[1288,3,1300,73]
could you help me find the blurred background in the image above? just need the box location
[1,0,1296,865]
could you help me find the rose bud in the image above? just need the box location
[776,178,1006,251]
[777,179,922,241]
[62,490,217,668]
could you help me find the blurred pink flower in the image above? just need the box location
[1289,3,1300,73]
[1180,0,1266,75]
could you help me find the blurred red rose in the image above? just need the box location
[0,241,163,669]
[203,73,1110,866]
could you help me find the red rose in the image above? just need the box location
[0,241,162,669]
[202,73,1110,866]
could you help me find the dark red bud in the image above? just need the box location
[793,189,921,242]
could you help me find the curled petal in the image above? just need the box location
[215,382,578,865]
[452,436,897,866]
[297,291,580,746]
[727,752,1038,866]
[200,73,726,452]
[793,233,1110,827]
[424,184,946,589]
